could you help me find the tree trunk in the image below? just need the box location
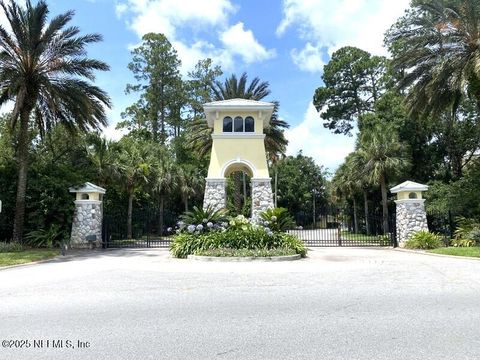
[242,172,247,206]
[353,197,359,234]
[233,172,242,213]
[363,191,370,235]
[127,190,134,240]
[274,167,278,208]
[380,173,389,234]
[158,195,165,236]
[12,109,31,243]
[184,193,188,213]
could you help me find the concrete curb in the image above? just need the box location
[394,248,480,261]
[187,254,302,262]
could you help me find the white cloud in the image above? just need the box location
[220,22,276,64]
[290,42,325,73]
[116,0,274,74]
[277,0,410,71]
[285,103,356,172]
[116,0,235,40]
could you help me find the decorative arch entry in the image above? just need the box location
[202,99,275,221]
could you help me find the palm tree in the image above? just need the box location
[357,124,410,234]
[387,0,480,117]
[350,151,372,234]
[178,165,203,212]
[112,138,152,239]
[211,72,271,101]
[332,156,361,233]
[0,1,111,242]
[85,133,113,187]
[150,149,175,236]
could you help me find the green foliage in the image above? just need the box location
[120,33,183,144]
[170,228,307,259]
[313,46,387,134]
[25,225,64,248]
[385,0,480,118]
[0,242,24,253]
[193,248,297,257]
[450,238,476,248]
[0,0,111,242]
[404,231,443,250]
[275,152,327,222]
[260,208,295,232]
[454,217,480,240]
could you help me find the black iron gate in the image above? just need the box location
[102,208,175,248]
[289,207,396,247]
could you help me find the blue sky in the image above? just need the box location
[3,0,411,172]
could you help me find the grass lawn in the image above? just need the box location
[0,249,59,267]
[429,247,480,258]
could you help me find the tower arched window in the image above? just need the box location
[245,116,254,132]
[234,116,244,132]
[223,116,233,132]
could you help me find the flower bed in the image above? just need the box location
[170,207,307,259]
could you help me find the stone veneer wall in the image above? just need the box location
[395,199,428,247]
[251,179,274,222]
[70,200,103,248]
[203,179,227,212]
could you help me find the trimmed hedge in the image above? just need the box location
[170,228,307,259]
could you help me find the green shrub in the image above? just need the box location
[404,230,443,249]
[467,228,480,245]
[259,208,295,232]
[170,227,307,259]
[24,225,63,248]
[227,215,252,231]
[0,242,24,253]
[194,248,297,257]
[454,217,480,240]
[450,238,476,247]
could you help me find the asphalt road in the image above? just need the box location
[1,248,480,360]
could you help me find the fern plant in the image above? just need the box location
[25,225,63,248]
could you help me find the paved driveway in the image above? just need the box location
[1,248,480,360]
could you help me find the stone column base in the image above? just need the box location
[251,178,274,222]
[395,199,428,247]
[70,200,103,248]
[203,179,227,212]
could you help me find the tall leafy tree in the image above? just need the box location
[120,33,183,143]
[313,46,387,134]
[386,0,480,118]
[187,58,223,119]
[0,0,111,242]
[275,152,327,223]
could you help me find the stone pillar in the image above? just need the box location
[70,200,103,248]
[251,178,274,222]
[395,199,428,247]
[203,179,227,212]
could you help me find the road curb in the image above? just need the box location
[187,254,302,262]
[394,248,480,261]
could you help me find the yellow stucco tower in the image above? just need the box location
[202,98,274,220]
